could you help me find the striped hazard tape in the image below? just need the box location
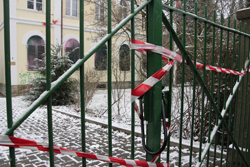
[131,39,246,76]
[131,39,183,62]
[151,124,171,164]
[0,135,168,167]
[131,60,174,103]
[134,101,143,120]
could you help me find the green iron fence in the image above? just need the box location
[2,0,250,166]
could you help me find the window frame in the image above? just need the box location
[95,0,105,22]
[66,0,78,17]
[27,36,45,71]
[120,0,128,20]
[119,44,130,71]
[65,39,80,64]
[95,44,107,71]
[27,0,43,11]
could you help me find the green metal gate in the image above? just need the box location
[2,0,250,166]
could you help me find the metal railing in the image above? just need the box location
[2,0,250,166]
[162,1,250,166]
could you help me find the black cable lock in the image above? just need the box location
[139,92,168,156]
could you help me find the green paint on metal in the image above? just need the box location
[108,0,112,166]
[236,22,242,166]
[189,1,198,166]
[145,0,162,162]
[45,0,54,165]
[246,28,250,163]
[3,1,250,166]
[4,0,151,136]
[79,0,86,166]
[162,4,250,38]
[107,4,113,167]
[162,11,249,166]
[240,23,247,167]
[179,0,186,165]
[243,33,249,164]
[229,19,237,167]
[131,0,135,160]
[3,0,15,166]
[218,13,224,167]
[222,17,231,165]
[211,10,217,167]
[199,5,207,163]
[208,9,216,167]
[167,0,173,164]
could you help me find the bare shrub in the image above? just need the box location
[72,68,103,112]
[111,56,129,121]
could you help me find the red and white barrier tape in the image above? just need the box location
[131,39,183,63]
[134,102,143,120]
[135,102,171,166]
[131,60,174,103]
[131,39,246,76]
[151,125,171,164]
[0,135,168,167]
[196,62,245,76]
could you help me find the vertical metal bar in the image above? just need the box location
[246,28,250,163]
[3,0,15,166]
[179,0,186,165]
[217,13,223,167]
[189,1,198,166]
[145,0,162,162]
[240,23,247,167]
[223,16,230,109]
[61,0,63,55]
[108,0,112,166]
[162,12,250,166]
[220,119,225,166]
[130,0,135,160]
[199,5,207,164]
[212,10,218,167]
[46,0,54,166]
[236,21,242,166]
[167,0,173,164]
[209,9,216,167]
[247,97,250,164]
[79,0,86,166]
[243,31,249,164]
[227,18,237,167]
[207,7,216,167]
[220,16,231,167]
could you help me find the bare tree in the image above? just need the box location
[83,0,245,144]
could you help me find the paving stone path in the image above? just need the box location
[0,97,155,166]
[0,97,221,166]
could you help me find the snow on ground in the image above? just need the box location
[0,88,225,166]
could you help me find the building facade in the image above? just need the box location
[0,0,140,96]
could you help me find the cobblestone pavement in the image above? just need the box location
[0,97,156,166]
[0,97,221,166]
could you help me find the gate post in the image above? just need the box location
[229,8,250,166]
[144,0,163,162]
[235,7,250,148]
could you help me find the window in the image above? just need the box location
[120,0,128,20]
[27,36,45,71]
[65,39,79,64]
[66,0,78,17]
[142,13,146,30]
[119,44,130,71]
[27,0,43,11]
[95,45,107,70]
[95,0,105,22]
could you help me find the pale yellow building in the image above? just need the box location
[0,0,142,96]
